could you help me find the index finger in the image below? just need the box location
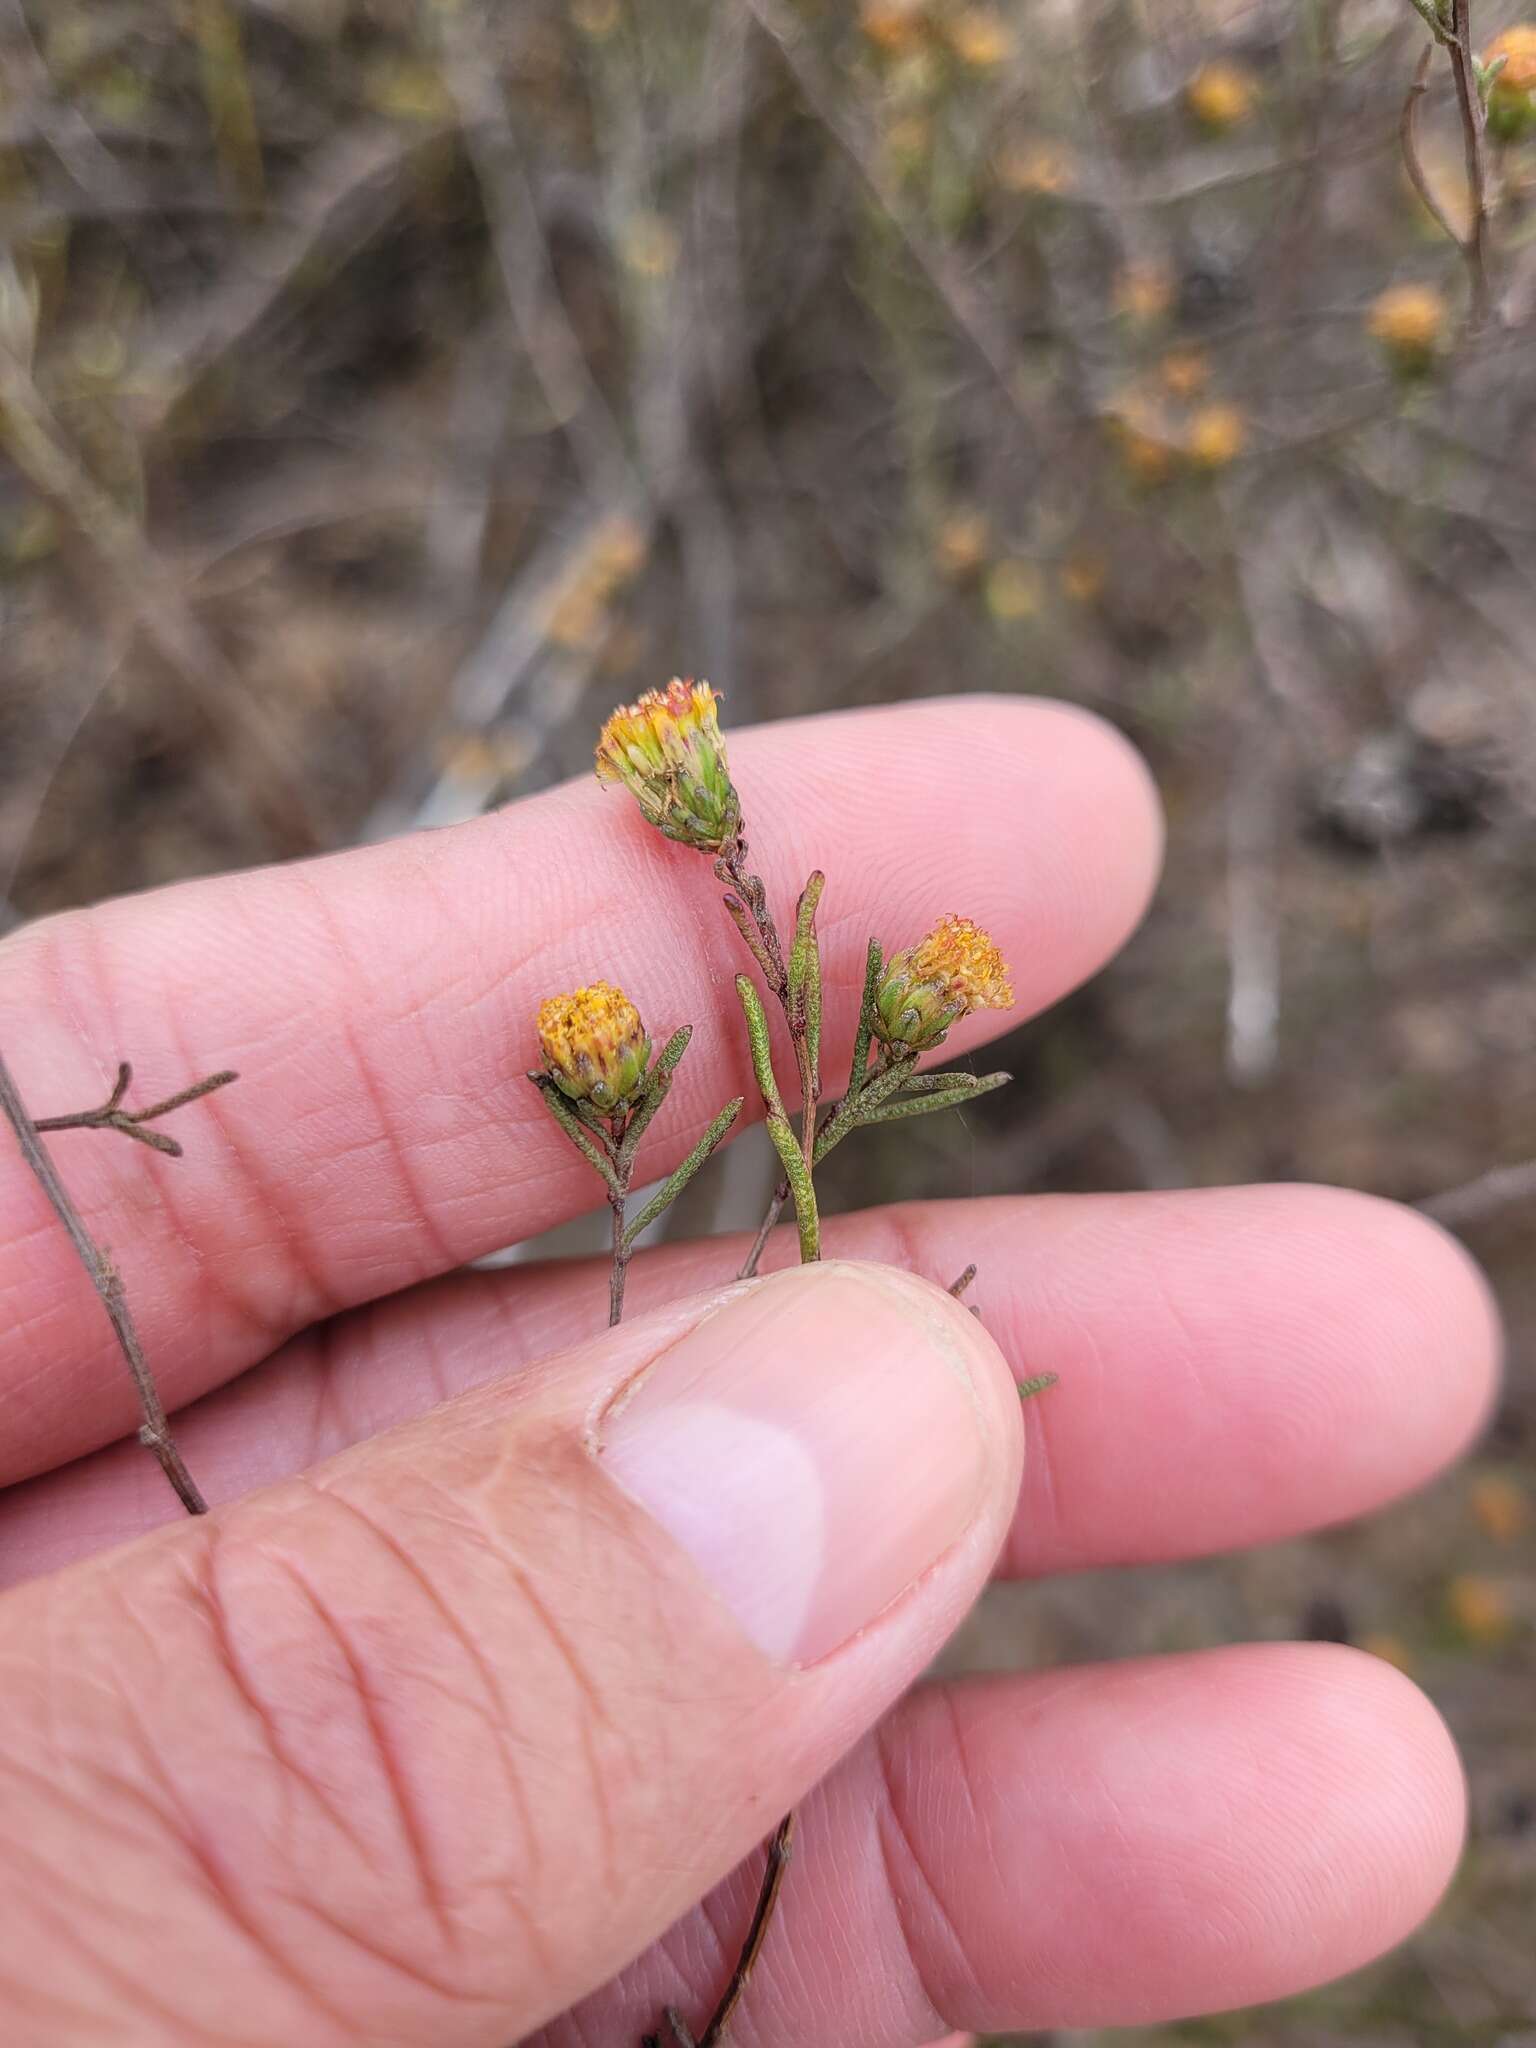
[0,695,1161,1483]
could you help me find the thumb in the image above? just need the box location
[0,1260,1023,2047]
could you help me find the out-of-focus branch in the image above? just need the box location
[741,0,1046,443]
[1402,45,1464,248]
[0,343,320,854]
[434,7,638,507]
[1448,0,1494,325]
[1420,1158,1536,1226]
[1399,7,1496,324]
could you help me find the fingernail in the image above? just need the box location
[598,1260,992,1666]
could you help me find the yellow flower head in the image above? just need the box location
[873,914,1014,1051]
[1484,25,1536,139]
[1185,61,1257,132]
[537,982,651,1113]
[1368,282,1446,374]
[595,677,742,851]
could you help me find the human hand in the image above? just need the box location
[0,699,1496,2046]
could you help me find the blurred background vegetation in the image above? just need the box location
[1,0,1533,2040]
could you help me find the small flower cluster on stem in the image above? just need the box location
[583,677,1041,2048]
[529,982,741,1326]
[739,918,1015,1280]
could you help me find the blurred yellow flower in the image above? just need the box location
[572,0,623,36]
[1359,1632,1416,1676]
[859,0,931,55]
[591,515,648,587]
[995,138,1072,194]
[1483,24,1536,139]
[985,558,1042,622]
[1185,61,1257,132]
[1158,347,1209,397]
[947,6,1013,68]
[622,212,680,279]
[363,57,453,123]
[1114,262,1174,324]
[1368,282,1447,373]
[883,112,934,176]
[545,585,605,650]
[1486,21,1536,87]
[1470,1473,1530,1546]
[1060,551,1106,603]
[1108,392,1178,484]
[1188,402,1245,468]
[1445,1573,1513,1645]
[934,508,990,579]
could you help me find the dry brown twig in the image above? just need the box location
[0,1052,237,1516]
[1401,0,1498,325]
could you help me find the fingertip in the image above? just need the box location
[836,1259,1026,1512]
[1286,1184,1503,1481]
[1235,1642,1468,1970]
[943,694,1165,1003]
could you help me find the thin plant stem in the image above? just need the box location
[1448,0,1494,326]
[0,1049,211,1515]
[695,1811,796,2048]
[737,1181,787,1280]
[608,1111,631,1325]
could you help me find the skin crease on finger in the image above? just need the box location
[0,1182,1499,1589]
[0,1266,1029,2047]
[0,696,1163,1485]
[535,1646,1467,2046]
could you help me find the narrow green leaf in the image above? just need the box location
[888,1069,1011,1098]
[787,871,826,1104]
[847,937,883,1100]
[812,1052,917,1161]
[1018,1373,1059,1401]
[736,973,779,1107]
[736,974,819,1262]
[619,1024,692,1164]
[803,934,823,1104]
[786,871,825,1007]
[528,1074,617,1188]
[623,1098,743,1249]
[858,1077,1008,1125]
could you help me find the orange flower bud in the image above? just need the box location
[873,915,1014,1051]
[596,678,741,852]
[537,983,650,1113]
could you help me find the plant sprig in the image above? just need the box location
[529,993,741,1326]
[586,678,1038,2047]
